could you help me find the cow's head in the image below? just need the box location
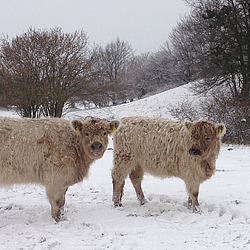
[185,120,226,159]
[72,117,120,160]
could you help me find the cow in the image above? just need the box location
[0,116,119,222]
[111,116,226,212]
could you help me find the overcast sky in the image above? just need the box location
[0,0,189,54]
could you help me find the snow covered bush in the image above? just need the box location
[201,91,250,144]
[168,91,250,144]
[167,97,202,122]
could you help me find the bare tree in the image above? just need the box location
[168,14,204,82]
[125,48,187,100]
[97,38,134,104]
[125,53,151,99]
[0,28,96,118]
[170,0,250,102]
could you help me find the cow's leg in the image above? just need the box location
[185,181,200,212]
[46,186,68,222]
[111,163,132,207]
[112,179,125,207]
[129,165,147,205]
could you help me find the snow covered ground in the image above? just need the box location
[0,83,249,250]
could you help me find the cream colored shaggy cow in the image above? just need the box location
[112,116,226,211]
[0,116,119,222]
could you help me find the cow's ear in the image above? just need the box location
[216,123,226,136]
[109,120,120,134]
[72,120,83,133]
[185,121,193,132]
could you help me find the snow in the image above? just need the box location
[63,83,197,120]
[0,83,250,250]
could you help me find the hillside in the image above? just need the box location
[64,83,197,120]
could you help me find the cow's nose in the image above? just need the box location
[189,148,202,157]
[91,142,103,151]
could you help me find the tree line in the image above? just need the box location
[0,28,185,118]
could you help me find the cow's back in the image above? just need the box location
[113,117,196,178]
[0,117,76,185]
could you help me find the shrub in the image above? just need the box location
[168,90,250,144]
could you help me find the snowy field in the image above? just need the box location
[0,83,249,250]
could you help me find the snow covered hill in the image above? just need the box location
[0,83,249,250]
[63,83,197,120]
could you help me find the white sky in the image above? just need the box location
[0,0,189,54]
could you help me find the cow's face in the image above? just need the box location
[185,121,226,159]
[72,118,120,160]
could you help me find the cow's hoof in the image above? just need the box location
[193,205,201,214]
[114,202,122,208]
[140,198,148,205]
[53,216,61,223]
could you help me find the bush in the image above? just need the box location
[168,97,202,122]
[201,91,250,144]
[168,90,250,144]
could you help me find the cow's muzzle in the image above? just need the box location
[189,148,202,157]
[91,141,103,155]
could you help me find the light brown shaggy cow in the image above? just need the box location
[112,116,226,212]
[0,116,119,222]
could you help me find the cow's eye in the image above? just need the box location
[85,132,89,136]
[206,137,210,140]
[104,132,107,136]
